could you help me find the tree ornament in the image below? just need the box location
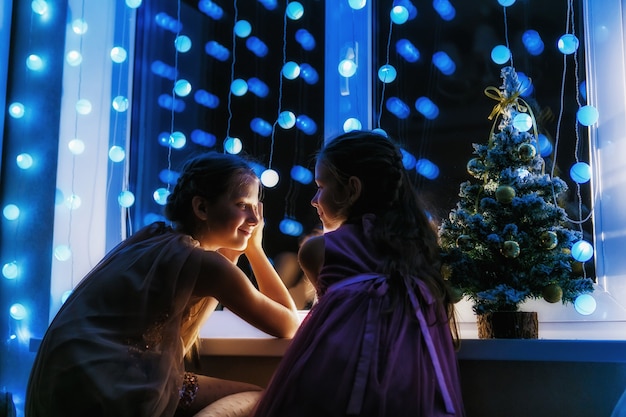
[495,185,516,204]
[542,283,563,303]
[539,231,558,250]
[467,158,486,177]
[518,143,537,161]
[456,234,473,250]
[501,240,520,258]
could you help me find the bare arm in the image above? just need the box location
[297,235,325,291]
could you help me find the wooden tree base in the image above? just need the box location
[477,311,539,339]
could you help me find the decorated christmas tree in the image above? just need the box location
[438,66,594,316]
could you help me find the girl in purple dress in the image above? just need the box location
[252,130,465,416]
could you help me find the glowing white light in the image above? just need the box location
[278,111,296,129]
[3,204,20,221]
[72,19,88,34]
[153,188,170,205]
[112,96,129,112]
[286,2,304,20]
[498,0,515,6]
[66,50,83,66]
[169,131,186,149]
[343,118,362,132]
[338,59,357,77]
[65,194,82,210]
[512,113,532,132]
[571,240,594,262]
[230,79,248,96]
[26,54,44,71]
[109,146,126,162]
[31,0,48,15]
[110,47,128,63]
[75,99,92,115]
[16,153,33,170]
[126,0,142,8]
[378,64,397,83]
[118,191,135,208]
[9,303,27,321]
[174,79,192,97]
[54,244,72,261]
[390,6,409,24]
[2,262,18,279]
[224,137,242,154]
[558,34,579,54]
[282,61,301,79]
[574,294,596,315]
[348,0,366,9]
[174,35,192,53]
[8,102,25,118]
[261,169,280,188]
[68,139,85,155]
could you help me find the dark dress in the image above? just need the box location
[252,216,465,416]
[25,222,206,417]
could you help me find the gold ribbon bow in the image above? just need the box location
[484,86,528,120]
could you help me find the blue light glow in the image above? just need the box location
[296,115,317,135]
[118,191,135,208]
[577,105,599,126]
[574,294,596,315]
[109,146,126,162]
[290,165,313,184]
[230,79,249,96]
[295,29,316,51]
[205,41,230,61]
[338,59,357,77]
[571,240,594,262]
[8,102,25,119]
[9,303,27,321]
[110,47,128,63]
[234,20,252,38]
[512,113,532,132]
[194,89,219,109]
[199,0,224,19]
[175,35,192,53]
[396,39,420,62]
[2,262,18,279]
[516,72,534,97]
[283,61,301,79]
[537,133,553,157]
[54,245,72,261]
[126,0,142,8]
[3,204,20,221]
[386,97,410,119]
[286,2,304,20]
[16,153,33,170]
[343,118,362,132]
[248,77,270,97]
[432,51,456,75]
[154,12,182,33]
[491,45,511,64]
[191,129,216,147]
[558,34,579,54]
[174,79,192,97]
[378,64,397,83]
[158,94,185,112]
[251,118,273,137]
[112,96,129,112]
[570,162,591,184]
[415,97,439,119]
[416,158,440,179]
[278,111,296,129]
[159,169,180,185]
[433,0,455,21]
[522,30,544,55]
[26,54,44,71]
[151,60,177,80]
[169,131,187,149]
[224,137,243,154]
[153,188,170,205]
[390,6,409,24]
[348,0,367,9]
[280,218,304,236]
[300,63,319,85]
[246,36,269,57]
[66,50,82,66]
[400,148,417,169]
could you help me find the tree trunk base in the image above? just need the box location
[477,311,538,339]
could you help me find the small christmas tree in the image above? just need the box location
[438,66,594,315]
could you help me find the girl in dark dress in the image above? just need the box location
[252,130,465,416]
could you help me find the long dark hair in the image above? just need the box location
[318,130,457,335]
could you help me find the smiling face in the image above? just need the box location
[311,160,350,232]
[198,174,260,251]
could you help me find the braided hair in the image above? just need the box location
[164,152,260,235]
[317,130,456,327]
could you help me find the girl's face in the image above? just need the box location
[311,161,349,232]
[201,175,260,250]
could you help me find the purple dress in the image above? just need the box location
[26,222,206,417]
[252,217,465,416]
